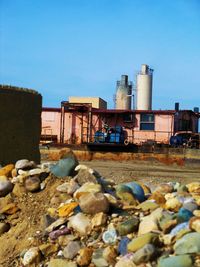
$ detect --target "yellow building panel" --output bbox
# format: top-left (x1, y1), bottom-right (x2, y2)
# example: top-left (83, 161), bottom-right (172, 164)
top-left (69, 97), bottom-right (107, 109)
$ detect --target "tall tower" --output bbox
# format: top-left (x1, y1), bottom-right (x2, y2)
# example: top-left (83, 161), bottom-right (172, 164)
top-left (115, 75), bottom-right (132, 110)
top-left (136, 64), bottom-right (153, 110)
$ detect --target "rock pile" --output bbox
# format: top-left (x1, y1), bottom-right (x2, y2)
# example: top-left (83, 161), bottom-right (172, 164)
top-left (1, 150), bottom-right (200, 266)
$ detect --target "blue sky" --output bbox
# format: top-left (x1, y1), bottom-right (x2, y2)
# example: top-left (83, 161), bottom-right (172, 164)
top-left (1, 0), bottom-right (200, 109)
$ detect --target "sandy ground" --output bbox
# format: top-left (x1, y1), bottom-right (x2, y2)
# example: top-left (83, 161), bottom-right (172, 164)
top-left (81, 159), bottom-right (200, 188)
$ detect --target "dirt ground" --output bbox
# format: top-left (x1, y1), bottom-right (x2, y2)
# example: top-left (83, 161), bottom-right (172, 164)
top-left (81, 159), bottom-right (200, 188)
top-left (0, 159), bottom-right (199, 266)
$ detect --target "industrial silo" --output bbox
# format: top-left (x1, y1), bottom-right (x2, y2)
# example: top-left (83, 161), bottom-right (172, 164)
top-left (136, 64), bottom-right (153, 110)
top-left (115, 75), bottom-right (132, 110)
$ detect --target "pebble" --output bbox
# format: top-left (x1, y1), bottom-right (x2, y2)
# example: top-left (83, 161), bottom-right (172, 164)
top-left (74, 182), bottom-right (102, 199)
top-left (25, 175), bottom-right (41, 192)
top-left (0, 177), bottom-right (14, 197)
top-left (0, 222), bottom-right (10, 236)
top-left (117, 217), bottom-right (139, 236)
top-left (50, 157), bottom-right (78, 177)
top-left (68, 213), bottom-right (92, 235)
top-left (79, 192), bottom-right (109, 214)
top-left (0, 164), bottom-right (14, 177)
top-left (15, 159), bottom-right (35, 171)
top-left (189, 216), bottom-right (200, 232)
top-left (21, 247), bottom-right (41, 266)
top-left (63, 241), bottom-right (81, 259)
top-left (138, 216), bottom-right (158, 235)
top-left (77, 247), bottom-right (93, 266)
top-left (92, 212), bottom-right (107, 228)
top-left (127, 232), bottom-right (159, 252)
top-left (102, 228), bottom-right (117, 244)
top-left (157, 255), bottom-right (194, 267)
top-left (118, 237), bottom-right (130, 255)
top-left (132, 244), bottom-right (156, 264)
top-left (174, 232), bottom-right (200, 254)
top-left (92, 249), bottom-right (109, 267)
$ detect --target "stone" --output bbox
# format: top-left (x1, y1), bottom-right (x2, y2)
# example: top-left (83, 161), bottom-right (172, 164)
top-left (177, 207), bottom-right (193, 223)
top-left (127, 232), bottom-right (159, 252)
top-left (0, 164), bottom-right (14, 177)
top-left (0, 222), bottom-right (10, 236)
top-left (11, 168), bottom-right (17, 178)
top-left (137, 182), bottom-right (151, 195)
top-left (158, 211), bottom-right (177, 232)
top-left (0, 177), bottom-right (14, 197)
top-left (132, 244), bottom-right (156, 264)
top-left (74, 182), bottom-right (102, 199)
top-left (115, 258), bottom-right (136, 267)
top-left (45, 218), bottom-right (67, 233)
top-left (157, 255), bottom-right (194, 267)
top-left (50, 155), bottom-right (78, 178)
top-left (48, 259), bottom-right (77, 267)
top-left (104, 193), bottom-right (118, 206)
top-left (58, 202), bottom-right (78, 217)
top-left (174, 232), bottom-right (200, 254)
top-left (183, 202), bottom-right (198, 212)
top-left (137, 200), bottom-right (159, 211)
top-left (102, 229), bottom-right (117, 244)
top-left (170, 222), bottom-right (189, 236)
top-left (186, 182), bottom-right (200, 193)
top-left (49, 227), bottom-right (71, 240)
top-left (154, 183), bottom-right (174, 194)
top-left (15, 159), bottom-right (35, 171)
top-left (117, 217), bottom-right (139, 236)
top-left (77, 247), bottom-right (93, 266)
top-left (68, 213), bottom-right (92, 235)
top-left (92, 212), bottom-right (107, 228)
top-left (138, 216), bottom-right (159, 235)
top-left (0, 203), bottom-right (19, 214)
top-left (118, 237), bottom-right (130, 255)
top-left (103, 246), bottom-right (117, 266)
top-left (125, 182), bottom-right (146, 202)
top-left (58, 234), bottom-right (76, 246)
top-left (189, 217), bottom-right (200, 233)
top-left (28, 168), bottom-right (42, 176)
top-left (57, 180), bottom-right (80, 195)
top-left (92, 249), bottom-right (109, 267)
top-left (25, 176), bottom-right (41, 192)
top-left (165, 197), bottom-right (182, 212)
top-left (79, 192), bottom-right (109, 214)
top-left (21, 247), bottom-right (41, 266)
top-left (74, 167), bottom-right (98, 185)
top-left (63, 241), bottom-right (81, 259)
top-left (193, 210), bottom-right (200, 217)
top-left (39, 243), bottom-right (58, 256)
top-left (116, 184), bottom-right (139, 205)
top-left (148, 191), bottom-right (166, 206)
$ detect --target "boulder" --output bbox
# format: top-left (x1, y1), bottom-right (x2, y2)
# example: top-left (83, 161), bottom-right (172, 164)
top-left (79, 192), bottom-right (109, 214)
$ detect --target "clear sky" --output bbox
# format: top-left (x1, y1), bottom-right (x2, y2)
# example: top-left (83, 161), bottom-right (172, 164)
top-left (1, 0), bottom-right (200, 109)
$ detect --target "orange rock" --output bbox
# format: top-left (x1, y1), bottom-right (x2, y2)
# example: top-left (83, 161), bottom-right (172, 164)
top-left (0, 164), bottom-right (14, 177)
top-left (58, 202), bottom-right (78, 217)
top-left (0, 203), bottom-right (20, 214)
top-left (149, 191), bottom-right (166, 207)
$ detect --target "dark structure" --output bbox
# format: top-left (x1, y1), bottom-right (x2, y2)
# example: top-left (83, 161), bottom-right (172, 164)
top-left (0, 85), bottom-right (42, 165)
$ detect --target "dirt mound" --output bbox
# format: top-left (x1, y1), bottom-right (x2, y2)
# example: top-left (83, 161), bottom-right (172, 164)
top-left (0, 176), bottom-right (64, 266)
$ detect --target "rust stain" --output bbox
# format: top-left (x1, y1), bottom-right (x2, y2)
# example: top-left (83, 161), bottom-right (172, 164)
top-left (41, 148), bottom-right (186, 166)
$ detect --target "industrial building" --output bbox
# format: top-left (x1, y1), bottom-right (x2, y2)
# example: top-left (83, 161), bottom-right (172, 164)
top-left (41, 64), bottom-right (199, 147)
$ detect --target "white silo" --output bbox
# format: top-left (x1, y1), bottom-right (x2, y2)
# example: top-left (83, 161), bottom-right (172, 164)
top-left (136, 64), bottom-right (153, 110)
top-left (115, 75), bottom-right (132, 110)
